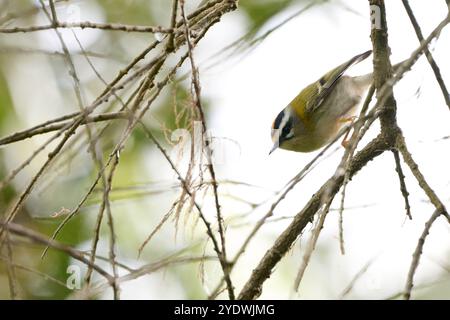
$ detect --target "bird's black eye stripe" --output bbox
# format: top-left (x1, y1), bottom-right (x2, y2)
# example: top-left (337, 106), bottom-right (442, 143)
top-left (273, 110), bottom-right (284, 129)
top-left (281, 118), bottom-right (293, 141)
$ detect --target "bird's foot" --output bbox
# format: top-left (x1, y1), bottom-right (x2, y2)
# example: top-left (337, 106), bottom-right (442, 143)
top-left (339, 116), bottom-right (358, 148)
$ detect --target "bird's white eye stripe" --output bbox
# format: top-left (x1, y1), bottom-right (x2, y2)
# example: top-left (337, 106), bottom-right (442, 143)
top-left (271, 107), bottom-right (293, 144)
top-left (278, 110), bottom-right (291, 131)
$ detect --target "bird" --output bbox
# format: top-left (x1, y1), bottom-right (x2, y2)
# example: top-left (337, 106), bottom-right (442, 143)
top-left (270, 50), bottom-right (373, 154)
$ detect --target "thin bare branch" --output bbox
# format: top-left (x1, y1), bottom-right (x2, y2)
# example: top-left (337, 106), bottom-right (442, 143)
top-left (339, 258), bottom-right (377, 299)
top-left (404, 209), bottom-right (443, 299)
top-left (392, 149), bottom-right (412, 219)
top-left (402, 0), bottom-right (450, 110)
top-left (293, 201), bottom-right (333, 293)
top-left (1, 222), bottom-right (113, 283)
top-left (396, 135), bottom-right (447, 216)
top-left (0, 22), bottom-right (175, 34)
top-left (180, 0), bottom-right (234, 300)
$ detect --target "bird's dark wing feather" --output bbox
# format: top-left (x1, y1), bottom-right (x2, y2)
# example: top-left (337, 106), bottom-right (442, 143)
top-left (306, 50), bottom-right (372, 115)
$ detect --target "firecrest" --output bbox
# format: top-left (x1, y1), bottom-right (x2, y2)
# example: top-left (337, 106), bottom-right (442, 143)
top-left (270, 50), bottom-right (373, 153)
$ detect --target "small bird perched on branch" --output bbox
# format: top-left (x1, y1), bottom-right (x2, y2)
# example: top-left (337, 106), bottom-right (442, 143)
top-left (270, 50), bottom-right (373, 154)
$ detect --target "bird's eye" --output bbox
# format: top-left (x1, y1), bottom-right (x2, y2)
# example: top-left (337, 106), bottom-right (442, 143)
top-left (281, 118), bottom-right (293, 141)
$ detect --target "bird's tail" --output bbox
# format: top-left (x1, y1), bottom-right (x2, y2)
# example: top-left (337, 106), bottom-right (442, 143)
top-left (355, 57), bottom-right (411, 88)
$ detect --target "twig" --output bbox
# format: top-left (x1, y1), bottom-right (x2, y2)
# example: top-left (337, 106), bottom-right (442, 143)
top-left (338, 85), bottom-right (376, 255)
top-left (0, 112), bottom-right (129, 146)
top-left (103, 155), bottom-right (121, 300)
top-left (75, 255), bottom-right (216, 299)
top-left (48, 0), bottom-right (58, 25)
top-left (338, 191), bottom-right (346, 255)
top-left (392, 149), bottom-right (412, 219)
top-left (396, 134), bottom-right (447, 216)
top-left (402, 0), bottom-right (450, 110)
top-left (1, 222), bottom-right (113, 283)
top-left (167, 0), bottom-right (179, 51)
top-left (83, 150), bottom-right (121, 297)
top-left (0, 22), bottom-right (175, 34)
top-left (404, 209), bottom-right (442, 299)
top-left (293, 201), bottom-right (333, 292)
top-left (386, 276), bottom-right (450, 300)
top-left (0, 116), bottom-right (85, 244)
top-left (0, 255), bottom-right (68, 288)
top-left (0, 46), bottom-right (129, 64)
top-left (339, 258), bottom-right (376, 299)
top-left (180, 0), bottom-right (234, 300)
top-left (5, 231), bottom-right (19, 299)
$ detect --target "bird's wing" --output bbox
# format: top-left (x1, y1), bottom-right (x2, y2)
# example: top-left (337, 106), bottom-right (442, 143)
top-left (305, 50), bottom-right (372, 115)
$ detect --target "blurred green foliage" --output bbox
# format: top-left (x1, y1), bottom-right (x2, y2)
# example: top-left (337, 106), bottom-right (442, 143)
top-left (0, 71), bottom-right (16, 206)
top-left (240, 0), bottom-right (296, 30)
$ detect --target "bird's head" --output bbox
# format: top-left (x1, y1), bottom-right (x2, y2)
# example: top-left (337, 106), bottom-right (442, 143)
top-left (270, 106), bottom-right (295, 154)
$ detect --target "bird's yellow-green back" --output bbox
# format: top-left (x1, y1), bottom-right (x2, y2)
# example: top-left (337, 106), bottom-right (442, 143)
top-left (289, 50), bottom-right (372, 125)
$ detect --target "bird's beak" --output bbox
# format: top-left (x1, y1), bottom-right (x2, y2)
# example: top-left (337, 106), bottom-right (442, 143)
top-left (269, 143), bottom-right (278, 155)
